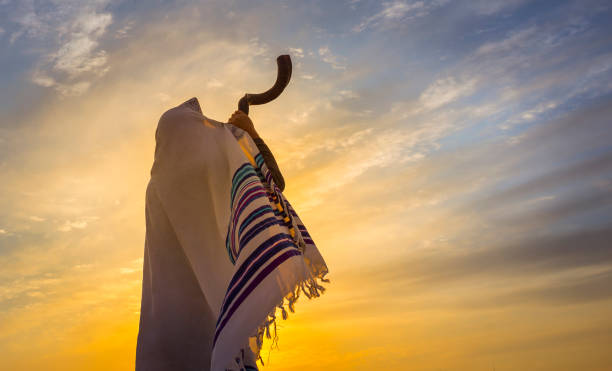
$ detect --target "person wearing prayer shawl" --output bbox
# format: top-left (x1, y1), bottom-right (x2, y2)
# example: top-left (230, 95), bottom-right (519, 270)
top-left (135, 97), bottom-right (329, 371)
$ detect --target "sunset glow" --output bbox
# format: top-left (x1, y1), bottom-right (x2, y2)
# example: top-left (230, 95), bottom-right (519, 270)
top-left (1, 1), bottom-right (612, 370)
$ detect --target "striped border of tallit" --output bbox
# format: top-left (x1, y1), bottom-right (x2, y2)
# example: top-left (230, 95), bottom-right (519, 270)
top-left (224, 153), bottom-right (295, 264)
top-left (215, 152), bottom-right (303, 346)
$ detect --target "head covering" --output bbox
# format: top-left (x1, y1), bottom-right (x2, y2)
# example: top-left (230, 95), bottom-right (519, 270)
top-left (136, 97), bottom-right (329, 370)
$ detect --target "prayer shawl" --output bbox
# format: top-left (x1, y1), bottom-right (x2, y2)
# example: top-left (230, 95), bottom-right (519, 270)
top-left (136, 98), bottom-right (329, 371)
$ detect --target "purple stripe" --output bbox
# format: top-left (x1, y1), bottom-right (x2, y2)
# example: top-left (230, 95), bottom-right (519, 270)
top-left (239, 217), bottom-right (281, 248)
top-left (213, 249), bottom-right (302, 345)
top-left (234, 189), bottom-right (266, 223)
top-left (238, 205), bottom-right (274, 235)
top-left (222, 238), bottom-right (293, 309)
top-left (230, 187), bottom-right (257, 256)
top-left (230, 166), bottom-right (257, 206)
top-left (232, 204), bottom-right (273, 256)
top-left (232, 178), bottom-right (259, 207)
top-left (235, 185), bottom-right (265, 216)
top-left (231, 189), bottom-right (267, 253)
top-left (219, 240), bottom-right (296, 316)
top-left (226, 233), bottom-right (293, 292)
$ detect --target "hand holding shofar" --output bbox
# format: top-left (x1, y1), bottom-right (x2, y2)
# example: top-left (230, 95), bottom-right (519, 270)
top-left (227, 54), bottom-right (292, 191)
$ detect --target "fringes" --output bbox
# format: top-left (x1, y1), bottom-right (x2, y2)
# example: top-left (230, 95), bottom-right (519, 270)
top-left (313, 278), bottom-right (326, 294)
top-left (297, 281), bottom-right (309, 299)
top-left (272, 320), bottom-right (278, 347)
top-left (286, 284), bottom-right (300, 313)
top-left (256, 326), bottom-right (264, 349)
top-left (277, 299), bottom-right (289, 320)
top-left (265, 320), bottom-right (271, 339)
top-left (252, 273), bottom-right (331, 367)
top-left (267, 317), bottom-right (280, 365)
top-left (297, 276), bottom-right (328, 300)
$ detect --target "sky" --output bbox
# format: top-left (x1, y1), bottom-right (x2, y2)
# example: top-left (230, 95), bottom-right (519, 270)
top-left (1, 0), bottom-right (612, 370)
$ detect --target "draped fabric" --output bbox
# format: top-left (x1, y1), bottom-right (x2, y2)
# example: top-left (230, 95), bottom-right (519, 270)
top-left (136, 98), bottom-right (329, 371)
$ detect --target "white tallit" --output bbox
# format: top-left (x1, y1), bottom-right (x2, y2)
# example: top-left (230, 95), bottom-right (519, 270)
top-left (136, 97), bottom-right (329, 371)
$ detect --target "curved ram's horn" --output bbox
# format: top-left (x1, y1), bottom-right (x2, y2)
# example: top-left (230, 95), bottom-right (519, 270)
top-left (238, 54), bottom-right (292, 115)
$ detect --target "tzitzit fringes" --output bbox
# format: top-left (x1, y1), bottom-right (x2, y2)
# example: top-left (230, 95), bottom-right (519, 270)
top-left (250, 270), bottom-right (330, 367)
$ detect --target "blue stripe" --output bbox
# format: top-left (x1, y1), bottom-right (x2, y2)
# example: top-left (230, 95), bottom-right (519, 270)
top-left (225, 239), bottom-right (235, 264)
top-left (232, 178), bottom-right (259, 206)
top-left (239, 205), bottom-right (275, 235)
top-left (255, 153), bottom-right (264, 167)
top-left (227, 189), bottom-right (269, 264)
top-left (235, 190), bottom-right (268, 220)
top-left (231, 165), bottom-right (258, 204)
top-left (228, 190), bottom-right (269, 260)
top-left (226, 194), bottom-right (265, 259)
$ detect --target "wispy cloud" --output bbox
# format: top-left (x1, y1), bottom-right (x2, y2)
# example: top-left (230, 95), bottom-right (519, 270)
top-left (8, 1), bottom-right (113, 96)
top-left (318, 46), bottom-right (347, 70)
top-left (417, 76), bottom-right (477, 111)
top-left (288, 47), bottom-right (304, 58)
top-left (352, 0), bottom-right (447, 32)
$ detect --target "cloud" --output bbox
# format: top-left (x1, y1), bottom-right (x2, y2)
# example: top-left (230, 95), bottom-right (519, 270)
top-left (119, 258), bottom-right (143, 275)
top-left (248, 37), bottom-right (268, 57)
top-left (474, 26), bottom-right (537, 56)
top-left (8, 1), bottom-right (113, 96)
top-left (480, 151), bottom-right (612, 208)
top-left (114, 20), bottom-right (134, 39)
top-left (0, 273), bottom-right (62, 302)
top-left (333, 89), bottom-right (359, 101)
top-left (505, 269), bottom-right (612, 305)
top-left (288, 47), bottom-right (304, 58)
top-left (468, 0), bottom-right (529, 15)
top-left (499, 100), bottom-right (558, 129)
top-left (352, 0), bottom-right (448, 32)
top-left (206, 78), bottom-right (224, 88)
top-left (417, 76), bottom-right (477, 111)
top-left (492, 190), bottom-right (612, 231)
top-left (57, 220), bottom-right (88, 232)
top-left (57, 216), bottom-right (99, 232)
top-left (280, 115), bottom-right (456, 211)
top-left (361, 224), bottom-right (612, 291)
top-left (318, 46), bottom-right (347, 70)
top-left (1, 1), bottom-right (612, 369)
top-left (74, 264), bottom-right (93, 270)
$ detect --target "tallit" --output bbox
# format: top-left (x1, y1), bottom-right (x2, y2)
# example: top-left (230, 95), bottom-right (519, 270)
top-left (136, 97), bottom-right (329, 370)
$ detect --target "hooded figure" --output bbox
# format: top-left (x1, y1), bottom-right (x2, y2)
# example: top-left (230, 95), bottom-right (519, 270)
top-left (136, 97), bottom-right (329, 371)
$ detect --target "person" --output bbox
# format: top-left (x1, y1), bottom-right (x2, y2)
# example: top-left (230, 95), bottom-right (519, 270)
top-left (136, 99), bottom-right (290, 370)
top-left (227, 110), bottom-right (285, 192)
